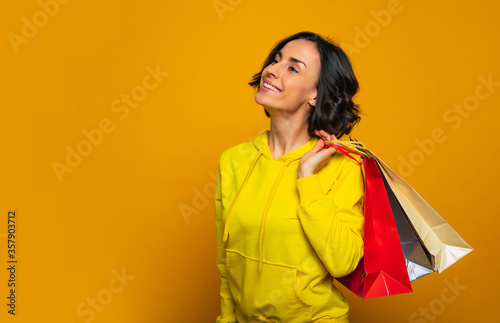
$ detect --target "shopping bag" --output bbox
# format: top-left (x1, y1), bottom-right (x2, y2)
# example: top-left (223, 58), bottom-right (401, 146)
top-left (376, 158), bottom-right (473, 273)
top-left (325, 139), bottom-right (473, 274)
top-left (377, 162), bottom-right (434, 281)
top-left (332, 143), bottom-right (432, 283)
top-left (336, 157), bottom-right (413, 299)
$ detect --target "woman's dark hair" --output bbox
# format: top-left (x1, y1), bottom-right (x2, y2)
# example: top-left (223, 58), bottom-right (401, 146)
top-left (249, 31), bottom-right (361, 139)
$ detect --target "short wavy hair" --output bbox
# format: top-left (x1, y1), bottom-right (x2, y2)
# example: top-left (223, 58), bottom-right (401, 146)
top-left (249, 31), bottom-right (361, 139)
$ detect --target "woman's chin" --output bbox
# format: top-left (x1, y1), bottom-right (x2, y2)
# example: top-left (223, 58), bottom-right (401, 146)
top-left (254, 92), bottom-right (275, 107)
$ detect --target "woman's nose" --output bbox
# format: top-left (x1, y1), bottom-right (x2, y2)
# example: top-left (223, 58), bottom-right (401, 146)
top-left (266, 62), bottom-right (280, 78)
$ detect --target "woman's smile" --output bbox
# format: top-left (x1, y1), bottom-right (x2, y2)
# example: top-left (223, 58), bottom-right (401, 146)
top-left (261, 81), bottom-right (282, 93)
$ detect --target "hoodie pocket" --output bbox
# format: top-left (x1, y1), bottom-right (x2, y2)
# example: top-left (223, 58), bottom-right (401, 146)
top-left (225, 249), bottom-right (313, 322)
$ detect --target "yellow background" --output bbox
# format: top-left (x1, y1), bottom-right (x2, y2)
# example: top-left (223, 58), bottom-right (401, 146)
top-left (1, 0), bottom-right (499, 322)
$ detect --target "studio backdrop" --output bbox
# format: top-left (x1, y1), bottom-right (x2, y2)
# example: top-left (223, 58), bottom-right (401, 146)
top-left (1, 0), bottom-right (499, 322)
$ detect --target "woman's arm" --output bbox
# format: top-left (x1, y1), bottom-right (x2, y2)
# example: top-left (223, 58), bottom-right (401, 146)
top-left (296, 157), bottom-right (364, 278)
top-left (214, 160), bottom-right (237, 323)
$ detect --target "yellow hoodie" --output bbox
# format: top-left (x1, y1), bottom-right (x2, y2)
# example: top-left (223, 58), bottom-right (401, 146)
top-left (215, 130), bottom-right (364, 323)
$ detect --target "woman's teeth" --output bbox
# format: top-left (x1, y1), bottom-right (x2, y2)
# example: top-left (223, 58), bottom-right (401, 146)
top-left (263, 82), bottom-right (280, 92)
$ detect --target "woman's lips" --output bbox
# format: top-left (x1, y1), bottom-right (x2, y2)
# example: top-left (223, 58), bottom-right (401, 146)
top-left (261, 81), bottom-right (282, 93)
top-left (261, 86), bottom-right (278, 93)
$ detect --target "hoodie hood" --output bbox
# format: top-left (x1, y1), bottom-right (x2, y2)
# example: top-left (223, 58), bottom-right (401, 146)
top-left (254, 129), bottom-right (320, 163)
top-left (222, 130), bottom-right (320, 273)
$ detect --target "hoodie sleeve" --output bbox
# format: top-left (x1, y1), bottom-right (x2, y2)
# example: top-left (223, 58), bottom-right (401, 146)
top-left (214, 159), bottom-right (237, 323)
top-left (296, 157), bottom-right (364, 278)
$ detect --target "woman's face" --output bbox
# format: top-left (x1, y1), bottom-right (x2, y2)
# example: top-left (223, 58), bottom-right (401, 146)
top-left (254, 39), bottom-right (321, 115)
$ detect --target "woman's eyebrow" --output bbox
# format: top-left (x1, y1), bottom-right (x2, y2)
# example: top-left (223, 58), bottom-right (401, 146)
top-left (277, 50), bottom-right (308, 69)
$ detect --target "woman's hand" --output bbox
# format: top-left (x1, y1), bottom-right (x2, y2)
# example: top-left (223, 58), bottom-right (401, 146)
top-left (297, 130), bottom-right (337, 179)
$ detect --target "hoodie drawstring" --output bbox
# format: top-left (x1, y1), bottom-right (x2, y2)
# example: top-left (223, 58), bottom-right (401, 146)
top-left (222, 148), bottom-right (264, 244)
top-left (258, 158), bottom-right (291, 274)
top-left (222, 147), bottom-right (293, 274)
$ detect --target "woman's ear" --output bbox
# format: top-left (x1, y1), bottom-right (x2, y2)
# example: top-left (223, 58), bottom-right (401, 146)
top-left (309, 89), bottom-right (317, 107)
top-left (309, 96), bottom-right (316, 107)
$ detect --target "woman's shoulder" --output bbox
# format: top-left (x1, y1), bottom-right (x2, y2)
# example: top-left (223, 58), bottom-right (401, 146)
top-left (316, 151), bottom-right (364, 192)
top-left (322, 151), bottom-right (362, 174)
top-left (218, 141), bottom-right (255, 165)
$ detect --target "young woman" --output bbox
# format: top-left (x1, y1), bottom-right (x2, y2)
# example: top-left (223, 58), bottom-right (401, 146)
top-left (215, 31), bottom-right (364, 323)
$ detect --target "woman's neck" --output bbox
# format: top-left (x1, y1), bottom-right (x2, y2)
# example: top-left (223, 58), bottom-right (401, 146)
top-left (267, 118), bottom-right (312, 159)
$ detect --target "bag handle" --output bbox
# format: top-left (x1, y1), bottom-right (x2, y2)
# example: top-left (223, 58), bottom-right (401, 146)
top-left (323, 139), bottom-right (374, 165)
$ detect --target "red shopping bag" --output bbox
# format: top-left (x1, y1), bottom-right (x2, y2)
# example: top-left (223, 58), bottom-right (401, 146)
top-left (336, 157), bottom-right (412, 299)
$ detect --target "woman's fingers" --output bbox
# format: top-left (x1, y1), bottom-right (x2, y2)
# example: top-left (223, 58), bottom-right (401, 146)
top-left (315, 129), bottom-right (337, 145)
top-left (315, 129), bottom-right (326, 141)
top-left (313, 137), bottom-right (326, 151)
top-left (320, 129), bottom-right (331, 141)
top-left (305, 137), bottom-right (325, 157)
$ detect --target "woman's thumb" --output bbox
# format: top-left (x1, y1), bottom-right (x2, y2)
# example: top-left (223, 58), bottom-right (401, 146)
top-left (310, 138), bottom-right (325, 153)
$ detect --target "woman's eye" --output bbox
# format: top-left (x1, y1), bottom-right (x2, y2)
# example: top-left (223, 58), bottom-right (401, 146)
top-left (268, 59), bottom-right (297, 73)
